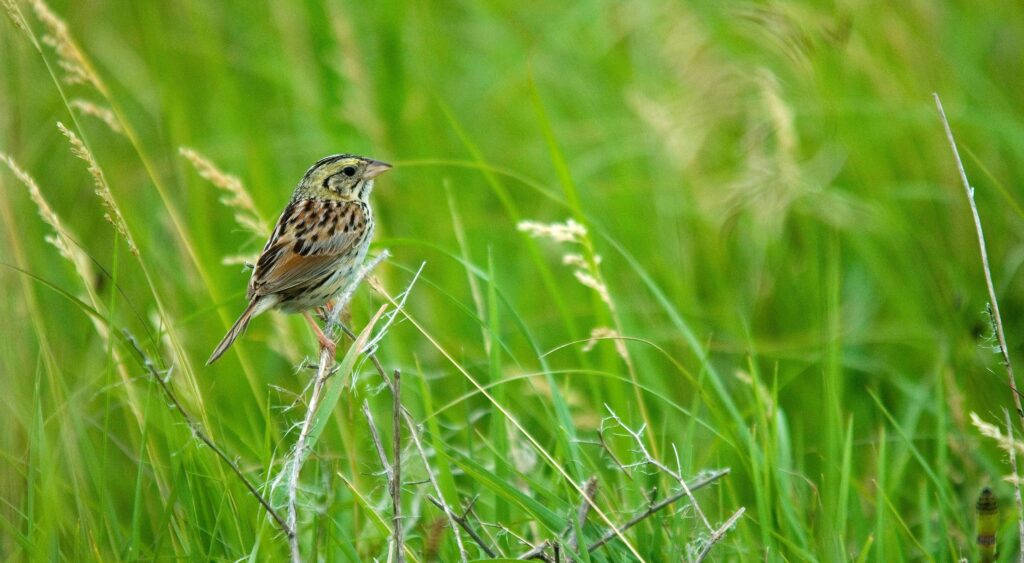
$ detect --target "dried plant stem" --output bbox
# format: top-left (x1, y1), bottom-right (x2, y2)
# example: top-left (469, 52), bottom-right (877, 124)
top-left (567, 476), bottom-right (598, 552)
top-left (360, 292), bottom-right (645, 560)
top-left (933, 94), bottom-right (1024, 425)
top-left (517, 540), bottom-right (553, 561)
top-left (362, 400), bottom-right (391, 478)
top-left (427, 496), bottom-right (497, 558)
top-left (1006, 408), bottom-right (1024, 563)
top-left (936, 93), bottom-right (1024, 562)
top-left (121, 331), bottom-right (292, 538)
top-left (604, 408), bottom-right (713, 532)
top-left (405, 415), bottom-right (469, 562)
top-left (694, 507), bottom-right (746, 563)
top-left (586, 468), bottom-right (729, 553)
top-left (288, 347), bottom-right (332, 563)
top-left (334, 324), bottom-right (468, 562)
top-left (283, 252), bottom-right (388, 563)
top-left (391, 369), bottom-right (404, 562)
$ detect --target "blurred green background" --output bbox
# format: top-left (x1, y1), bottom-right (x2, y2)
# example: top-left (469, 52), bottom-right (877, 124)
top-left (2, 0), bottom-right (1023, 560)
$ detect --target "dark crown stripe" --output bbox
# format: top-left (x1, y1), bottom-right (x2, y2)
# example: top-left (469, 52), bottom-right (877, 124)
top-left (301, 154), bottom-right (358, 181)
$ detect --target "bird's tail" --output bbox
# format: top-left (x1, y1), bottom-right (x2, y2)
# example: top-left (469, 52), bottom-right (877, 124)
top-left (207, 300), bottom-right (260, 365)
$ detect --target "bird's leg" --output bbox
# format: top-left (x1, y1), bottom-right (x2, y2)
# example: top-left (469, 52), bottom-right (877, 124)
top-left (318, 299), bottom-right (353, 335)
top-left (317, 299), bottom-right (336, 322)
top-left (303, 311), bottom-right (336, 357)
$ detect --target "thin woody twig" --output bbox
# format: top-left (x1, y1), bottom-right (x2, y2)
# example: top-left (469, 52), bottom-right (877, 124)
top-left (288, 347), bottom-right (333, 563)
top-left (934, 94), bottom-right (1024, 423)
top-left (362, 400), bottom-right (391, 477)
top-left (603, 407), bottom-right (713, 532)
top-left (338, 323), bottom-right (469, 562)
top-left (517, 539), bottom-right (553, 561)
top-left (427, 495), bottom-right (497, 558)
top-left (567, 476), bottom-right (598, 552)
top-left (283, 251), bottom-right (389, 563)
top-left (406, 416), bottom-right (469, 562)
top-left (361, 396), bottom-right (404, 562)
top-left (586, 469), bottom-right (730, 553)
top-left (935, 94), bottom-right (1024, 562)
top-left (392, 369), bottom-right (404, 562)
top-left (1006, 408), bottom-right (1024, 562)
top-left (694, 507), bottom-right (745, 563)
top-left (122, 331), bottom-right (292, 538)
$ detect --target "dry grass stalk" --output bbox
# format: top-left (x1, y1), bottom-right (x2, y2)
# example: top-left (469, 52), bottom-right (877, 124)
top-left (1, 0), bottom-right (31, 38)
top-left (602, 407), bottom-right (713, 532)
top-left (57, 121), bottom-right (138, 256)
top-left (1006, 408), bottom-right (1024, 562)
top-left (391, 369), bottom-right (404, 562)
top-left (70, 99), bottom-right (123, 134)
top-left (586, 468), bottom-right (730, 553)
top-left (934, 95), bottom-right (1023, 425)
top-left (694, 507), bottom-right (746, 562)
top-left (277, 251), bottom-right (389, 563)
top-left (121, 331), bottom-right (292, 538)
top-left (936, 93), bottom-right (1024, 560)
top-left (179, 147), bottom-right (267, 236)
top-left (426, 496), bottom-right (494, 559)
top-left (0, 152), bottom-right (92, 277)
top-left (369, 285), bottom-right (647, 560)
top-left (29, 0), bottom-right (106, 93)
top-left (518, 217), bottom-right (658, 458)
top-left (567, 476), bottom-right (599, 552)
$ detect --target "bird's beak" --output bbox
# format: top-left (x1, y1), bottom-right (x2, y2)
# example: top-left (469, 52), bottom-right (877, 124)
top-left (364, 160), bottom-right (393, 179)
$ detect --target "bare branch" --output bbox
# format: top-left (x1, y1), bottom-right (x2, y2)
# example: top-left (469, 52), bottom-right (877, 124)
top-left (1006, 408), bottom-right (1024, 563)
top-left (567, 476), bottom-right (598, 552)
top-left (694, 507), bottom-right (745, 562)
top-left (392, 369), bottom-right (404, 562)
top-left (934, 94), bottom-right (1024, 426)
top-left (121, 331), bottom-right (292, 538)
top-left (587, 469), bottom-right (730, 553)
top-left (282, 251), bottom-right (389, 563)
top-left (427, 496), bottom-right (497, 558)
top-left (362, 400), bottom-right (392, 478)
top-left (517, 539), bottom-right (553, 561)
top-left (603, 407), bottom-right (713, 531)
top-left (406, 417), bottom-right (468, 562)
top-left (287, 346), bottom-right (333, 563)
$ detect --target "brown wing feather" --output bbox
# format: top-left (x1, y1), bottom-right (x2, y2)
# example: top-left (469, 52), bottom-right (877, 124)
top-left (248, 199), bottom-right (365, 298)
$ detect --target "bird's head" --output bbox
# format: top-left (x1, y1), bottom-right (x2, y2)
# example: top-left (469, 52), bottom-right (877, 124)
top-left (295, 154), bottom-right (391, 202)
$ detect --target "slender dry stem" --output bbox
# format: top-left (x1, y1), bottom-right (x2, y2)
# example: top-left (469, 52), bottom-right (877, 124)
top-left (391, 369), bottom-right (404, 562)
top-left (936, 93), bottom-right (1024, 562)
top-left (933, 94), bottom-right (1024, 424)
top-left (517, 540), bottom-right (553, 561)
top-left (586, 468), bottom-right (729, 553)
top-left (287, 347), bottom-right (332, 563)
top-left (603, 407), bottom-right (713, 532)
top-left (363, 400), bottom-right (391, 478)
top-left (281, 251), bottom-right (389, 563)
top-left (567, 476), bottom-right (598, 552)
top-left (121, 331), bottom-right (292, 538)
top-left (427, 496), bottom-right (497, 558)
top-left (694, 507), bottom-right (745, 563)
top-left (1006, 408), bottom-right (1024, 563)
top-left (406, 417), bottom-right (469, 561)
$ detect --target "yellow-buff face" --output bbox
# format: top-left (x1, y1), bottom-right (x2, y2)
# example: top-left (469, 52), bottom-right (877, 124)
top-left (294, 155), bottom-right (391, 202)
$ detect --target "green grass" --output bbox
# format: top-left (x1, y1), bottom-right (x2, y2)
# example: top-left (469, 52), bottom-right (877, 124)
top-left (2, 0), bottom-right (1024, 560)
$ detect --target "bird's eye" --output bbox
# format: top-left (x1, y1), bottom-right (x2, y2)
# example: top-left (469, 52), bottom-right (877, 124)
top-left (342, 166), bottom-right (357, 177)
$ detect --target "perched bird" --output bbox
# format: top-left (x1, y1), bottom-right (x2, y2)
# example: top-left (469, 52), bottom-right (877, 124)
top-left (207, 154), bottom-right (391, 365)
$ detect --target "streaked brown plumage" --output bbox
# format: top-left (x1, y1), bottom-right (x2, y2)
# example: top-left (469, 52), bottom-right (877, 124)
top-left (207, 154), bottom-right (390, 365)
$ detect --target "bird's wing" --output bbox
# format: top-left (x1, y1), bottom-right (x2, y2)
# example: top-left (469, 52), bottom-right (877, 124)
top-left (248, 199), bottom-right (368, 297)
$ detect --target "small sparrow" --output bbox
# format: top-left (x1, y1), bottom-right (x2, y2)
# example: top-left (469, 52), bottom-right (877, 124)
top-left (207, 154), bottom-right (391, 365)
